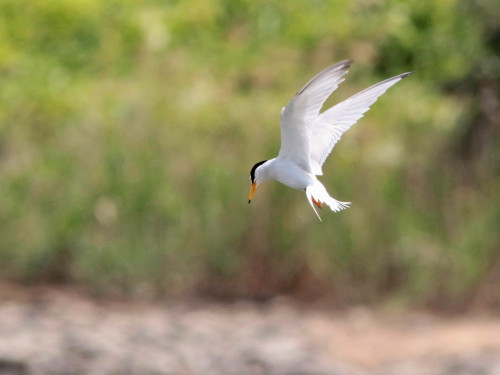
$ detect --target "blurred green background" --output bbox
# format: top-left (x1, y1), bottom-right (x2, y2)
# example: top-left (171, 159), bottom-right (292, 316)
top-left (0, 0), bottom-right (498, 308)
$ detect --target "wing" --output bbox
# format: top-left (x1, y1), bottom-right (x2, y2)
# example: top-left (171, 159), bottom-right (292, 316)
top-left (278, 60), bottom-right (352, 172)
top-left (309, 72), bottom-right (412, 175)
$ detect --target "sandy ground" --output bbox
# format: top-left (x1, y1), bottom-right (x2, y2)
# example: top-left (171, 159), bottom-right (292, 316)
top-left (0, 285), bottom-right (499, 375)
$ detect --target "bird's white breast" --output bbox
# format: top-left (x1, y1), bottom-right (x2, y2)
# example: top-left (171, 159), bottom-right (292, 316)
top-left (269, 158), bottom-right (316, 191)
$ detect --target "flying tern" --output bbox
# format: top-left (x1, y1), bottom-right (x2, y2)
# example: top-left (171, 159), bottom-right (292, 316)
top-left (248, 60), bottom-right (411, 220)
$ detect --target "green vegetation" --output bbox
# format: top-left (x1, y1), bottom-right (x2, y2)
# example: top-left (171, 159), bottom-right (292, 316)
top-left (0, 0), bottom-right (498, 307)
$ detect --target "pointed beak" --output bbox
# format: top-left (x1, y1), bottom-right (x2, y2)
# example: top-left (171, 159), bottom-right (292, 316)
top-left (248, 182), bottom-right (256, 204)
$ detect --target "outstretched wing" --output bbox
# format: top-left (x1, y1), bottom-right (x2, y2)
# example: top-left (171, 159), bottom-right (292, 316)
top-left (278, 60), bottom-right (352, 172)
top-left (309, 72), bottom-right (412, 175)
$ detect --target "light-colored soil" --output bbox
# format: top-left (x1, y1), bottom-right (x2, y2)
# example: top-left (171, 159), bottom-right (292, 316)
top-left (0, 285), bottom-right (499, 375)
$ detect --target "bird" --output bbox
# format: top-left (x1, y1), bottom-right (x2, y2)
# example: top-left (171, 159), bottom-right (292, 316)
top-left (248, 60), bottom-right (411, 220)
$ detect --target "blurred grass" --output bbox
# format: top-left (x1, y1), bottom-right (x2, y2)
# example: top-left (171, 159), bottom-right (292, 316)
top-left (0, 0), bottom-right (498, 307)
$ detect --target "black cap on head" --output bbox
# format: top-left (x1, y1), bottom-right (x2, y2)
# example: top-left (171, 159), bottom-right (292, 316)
top-left (250, 160), bottom-right (267, 184)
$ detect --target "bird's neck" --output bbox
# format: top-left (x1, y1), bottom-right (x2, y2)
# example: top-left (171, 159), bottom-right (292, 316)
top-left (257, 158), bottom-right (276, 183)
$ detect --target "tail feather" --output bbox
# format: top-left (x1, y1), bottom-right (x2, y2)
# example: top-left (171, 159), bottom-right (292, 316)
top-left (306, 183), bottom-right (350, 221)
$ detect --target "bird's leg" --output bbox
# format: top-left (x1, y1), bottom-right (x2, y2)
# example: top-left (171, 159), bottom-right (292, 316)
top-left (312, 197), bottom-right (323, 209)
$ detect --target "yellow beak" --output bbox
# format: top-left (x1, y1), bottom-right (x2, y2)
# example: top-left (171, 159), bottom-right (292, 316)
top-left (248, 182), bottom-right (256, 203)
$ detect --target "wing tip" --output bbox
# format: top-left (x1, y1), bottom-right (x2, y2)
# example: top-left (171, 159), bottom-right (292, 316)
top-left (385, 71), bottom-right (413, 84)
top-left (337, 59), bottom-right (354, 68)
top-left (295, 59), bottom-right (353, 97)
top-left (345, 71), bottom-right (412, 98)
top-left (332, 59), bottom-right (353, 73)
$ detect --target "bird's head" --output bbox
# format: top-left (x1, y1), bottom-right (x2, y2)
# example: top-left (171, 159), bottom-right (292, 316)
top-left (248, 160), bottom-right (268, 203)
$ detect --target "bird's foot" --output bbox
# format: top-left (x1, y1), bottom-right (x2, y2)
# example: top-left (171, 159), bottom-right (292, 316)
top-left (312, 197), bottom-right (323, 209)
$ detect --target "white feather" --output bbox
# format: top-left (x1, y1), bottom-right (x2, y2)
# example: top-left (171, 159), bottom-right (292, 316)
top-left (278, 60), bottom-right (352, 172)
top-left (249, 61), bottom-right (411, 220)
top-left (310, 72), bottom-right (412, 175)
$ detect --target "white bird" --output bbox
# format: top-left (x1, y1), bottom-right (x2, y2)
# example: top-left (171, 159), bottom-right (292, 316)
top-left (248, 60), bottom-right (411, 220)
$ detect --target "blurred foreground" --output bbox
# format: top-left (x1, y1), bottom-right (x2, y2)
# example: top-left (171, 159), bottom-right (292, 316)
top-left (0, 285), bottom-right (499, 375)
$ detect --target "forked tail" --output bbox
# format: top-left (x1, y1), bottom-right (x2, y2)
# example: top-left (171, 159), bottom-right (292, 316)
top-left (305, 183), bottom-right (350, 221)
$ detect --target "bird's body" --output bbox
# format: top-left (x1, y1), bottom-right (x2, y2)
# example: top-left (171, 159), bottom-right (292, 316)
top-left (255, 158), bottom-right (313, 190)
top-left (248, 60), bottom-right (411, 220)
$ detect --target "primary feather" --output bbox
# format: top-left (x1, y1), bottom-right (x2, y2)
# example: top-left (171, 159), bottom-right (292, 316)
top-left (309, 72), bottom-right (412, 175)
top-left (278, 60), bottom-right (352, 173)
